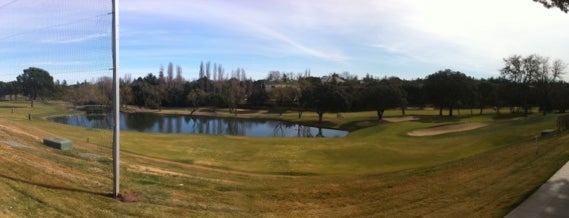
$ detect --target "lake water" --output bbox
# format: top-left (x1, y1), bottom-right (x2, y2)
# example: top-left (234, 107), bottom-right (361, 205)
top-left (48, 113), bottom-right (348, 138)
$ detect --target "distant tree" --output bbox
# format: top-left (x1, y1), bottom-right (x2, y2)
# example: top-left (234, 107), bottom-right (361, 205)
top-left (17, 67), bottom-right (54, 104)
top-left (51, 79), bottom-right (68, 100)
top-left (157, 67), bottom-right (167, 110)
top-left (199, 61), bottom-right (205, 79)
top-left (131, 74), bottom-right (161, 109)
top-left (159, 63), bottom-right (186, 107)
top-left (167, 62), bottom-right (174, 85)
top-left (533, 0), bottom-right (569, 12)
top-left (363, 83), bottom-right (402, 121)
top-left (383, 77), bottom-right (408, 116)
top-left (120, 74), bottom-right (133, 108)
top-left (96, 77), bottom-right (113, 106)
top-left (302, 83), bottom-right (350, 122)
top-left (0, 82), bottom-right (9, 100)
top-left (269, 86), bottom-right (300, 115)
top-left (476, 80), bottom-right (498, 115)
top-left (224, 78), bottom-right (245, 114)
top-left (424, 69), bottom-right (474, 116)
top-left (267, 71), bottom-right (282, 82)
top-left (296, 76), bottom-right (320, 119)
top-left (206, 61), bottom-right (211, 80)
top-left (247, 80), bottom-right (269, 107)
top-left (64, 80), bottom-right (110, 106)
top-left (187, 88), bottom-right (206, 115)
top-left (401, 79), bottom-right (425, 108)
top-left (501, 54), bottom-right (565, 114)
top-left (5, 81), bottom-right (21, 101)
top-left (550, 82), bottom-right (569, 113)
top-left (534, 58), bottom-right (566, 114)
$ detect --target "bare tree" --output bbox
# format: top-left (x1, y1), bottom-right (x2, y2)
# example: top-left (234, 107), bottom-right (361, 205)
top-left (533, 0), bottom-right (569, 13)
top-left (501, 54), bottom-right (566, 114)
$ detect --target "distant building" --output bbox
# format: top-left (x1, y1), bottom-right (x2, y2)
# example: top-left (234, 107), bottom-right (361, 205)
top-left (321, 75), bottom-right (346, 84)
top-left (264, 83), bottom-right (299, 92)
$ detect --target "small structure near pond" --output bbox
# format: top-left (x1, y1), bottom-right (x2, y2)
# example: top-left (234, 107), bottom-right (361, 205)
top-left (541, 129), bottom-right (556, 137)
top-left (43, 138), bottom-right (72, 150)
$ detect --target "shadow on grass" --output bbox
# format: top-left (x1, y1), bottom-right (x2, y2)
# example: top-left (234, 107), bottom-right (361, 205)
top-left (272, 171), bottom-right (319, 176)
top-left (492, 113), bottom-right (528, 120)
top-left (0, 173), bottom-right (109, 197)
top-left (234, 109), bottom-right (260, 115)
top-left (414, 115), bottom-right (462, 124)
top-left (338, 120), bottom-right (381, 131)
top-left (0, 105), bottom-right (27, 109)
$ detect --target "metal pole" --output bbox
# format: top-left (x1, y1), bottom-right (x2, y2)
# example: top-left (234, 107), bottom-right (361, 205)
top-left (111, 0), bottom-right (120, 198)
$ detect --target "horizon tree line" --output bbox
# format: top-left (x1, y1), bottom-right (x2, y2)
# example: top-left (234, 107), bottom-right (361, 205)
top-left (2, 55), bottom-right (568, 121)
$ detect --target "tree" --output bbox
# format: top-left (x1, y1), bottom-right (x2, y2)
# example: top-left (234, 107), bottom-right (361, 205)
top-left (187, 88), bottom-right (205, 115)
top-left (501, 54), bottom-right (566, 114)
top-left (533, 0), bottom-right (569, 13)
top-left (223, 78), bottom-right (245, 114)
top-left (247, 80), bottom-right (269, 107)
top-left (550, 82), bottom-right (569, 113)
top-left (96, 77), bottom-right (113, 106)
top-left (363, 83), bottom-right (402, 121)
top-left (401, 79), bottom-right (425, 109)
top-left (424, 69), bottom-right (474, 116)
top-left (120, 74), bottom-right (134, 108)
top-left (534, 58), bottom-right (566, 114)
top-left (476, 80), bottom-right (497, 115)
top-left (269, 86), bottom-right (300, 115)
top-left (302, 83), bottom-right (350, 122)
top-left (131, 74), bottom-right (161, 109)
top-left (17, 67), bottom-right (55, 105)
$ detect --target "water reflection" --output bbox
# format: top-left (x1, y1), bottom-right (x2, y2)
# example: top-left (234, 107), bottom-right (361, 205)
top-left (48, 113), bottom-right (348, 138)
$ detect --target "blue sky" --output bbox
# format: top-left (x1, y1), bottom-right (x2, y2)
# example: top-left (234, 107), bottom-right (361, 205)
top-left (1, 0), bottom-right (568, 83)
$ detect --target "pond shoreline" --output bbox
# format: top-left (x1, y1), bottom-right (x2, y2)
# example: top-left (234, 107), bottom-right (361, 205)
top-left (48, 108), bottom-right (349, 138)
top-left (119, 106), bottom-right (356, 132)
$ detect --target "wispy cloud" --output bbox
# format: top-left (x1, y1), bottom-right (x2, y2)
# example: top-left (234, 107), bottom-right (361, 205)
top-left (122, 0), bottom-right (352, 62)
top-left (2, 0), bottom-right (569, 82)
top-left (41, 33), bottom-right (109, 44)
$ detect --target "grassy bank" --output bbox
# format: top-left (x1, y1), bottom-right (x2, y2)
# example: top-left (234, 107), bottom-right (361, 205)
top-left (0, 101), bottom-right (567, 216)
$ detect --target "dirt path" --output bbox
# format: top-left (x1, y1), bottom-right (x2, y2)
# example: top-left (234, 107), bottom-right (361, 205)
top-left (408, 122), bottom-right (489, 136)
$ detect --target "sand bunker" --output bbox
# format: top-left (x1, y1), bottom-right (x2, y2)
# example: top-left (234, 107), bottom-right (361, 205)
top-left (408, 122), bottom-right (489, 136)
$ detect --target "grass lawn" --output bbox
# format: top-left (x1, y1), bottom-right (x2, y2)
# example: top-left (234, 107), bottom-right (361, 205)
top-left (0, 101), bottom-right (567, 217)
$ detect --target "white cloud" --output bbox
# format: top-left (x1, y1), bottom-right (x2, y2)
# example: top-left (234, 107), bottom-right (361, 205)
top-left (382, 0), bottom-right (569, 76)
top-left (2, 0), bottom-right (568, 81)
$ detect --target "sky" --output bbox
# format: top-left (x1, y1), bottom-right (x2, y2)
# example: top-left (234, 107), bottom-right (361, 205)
top-left (1, 0), bottom-right (568, 83)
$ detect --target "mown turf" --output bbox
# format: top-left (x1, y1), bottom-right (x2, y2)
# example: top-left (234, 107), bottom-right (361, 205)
top-left (0, 101), bottom-right (567, 217)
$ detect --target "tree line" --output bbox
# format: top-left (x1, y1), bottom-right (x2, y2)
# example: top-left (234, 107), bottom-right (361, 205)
top-left (2, 55), bottom-right (568, 121)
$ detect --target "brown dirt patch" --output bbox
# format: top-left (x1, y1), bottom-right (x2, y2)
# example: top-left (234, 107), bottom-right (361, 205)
top-left (128, 164), bottom-right (186, 177)
top-left (117, 190), bottom-right (139, 203)
top-left (408, 122), bottom-right (489, 136)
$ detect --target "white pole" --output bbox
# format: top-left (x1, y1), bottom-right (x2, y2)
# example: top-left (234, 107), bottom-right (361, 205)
top-left (111, 0), bottom-right (120, 199)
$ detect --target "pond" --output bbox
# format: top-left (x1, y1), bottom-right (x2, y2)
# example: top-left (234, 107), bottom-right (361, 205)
top-left (48, 113), bottom-right (348, 138)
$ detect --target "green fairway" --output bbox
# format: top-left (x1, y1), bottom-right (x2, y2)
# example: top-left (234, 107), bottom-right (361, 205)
top-left (113, 107), bottom-right (556, 175)
top-left (0, 101), bottom-right (567, 217)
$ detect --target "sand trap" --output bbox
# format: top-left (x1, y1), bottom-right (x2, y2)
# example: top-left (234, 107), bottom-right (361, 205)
top-left (408, 122), bottom-right (489, 136)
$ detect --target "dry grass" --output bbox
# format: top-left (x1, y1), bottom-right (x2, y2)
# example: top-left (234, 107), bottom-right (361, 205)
top-left (0, 101), bottom-right (567, 217)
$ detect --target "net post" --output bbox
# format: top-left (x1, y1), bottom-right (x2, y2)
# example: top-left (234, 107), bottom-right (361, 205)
top-left (111, 0), bottom-right (120, 199)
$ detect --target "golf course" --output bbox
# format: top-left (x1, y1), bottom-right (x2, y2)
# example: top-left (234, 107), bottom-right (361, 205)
top-left (0, 100), bottom-right (567, 217)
